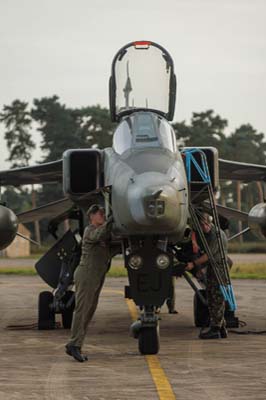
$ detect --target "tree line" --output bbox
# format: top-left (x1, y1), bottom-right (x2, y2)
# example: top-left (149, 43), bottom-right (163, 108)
top-left (0, 97), bottom-right (265, 242)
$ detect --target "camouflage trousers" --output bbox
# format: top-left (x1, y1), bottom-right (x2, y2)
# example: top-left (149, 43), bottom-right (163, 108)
top-left (206, 264), bottom-right (225, 328)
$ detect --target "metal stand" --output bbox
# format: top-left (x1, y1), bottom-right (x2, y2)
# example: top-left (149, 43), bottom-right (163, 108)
top-left (182, 148), bottom-right (237, 311)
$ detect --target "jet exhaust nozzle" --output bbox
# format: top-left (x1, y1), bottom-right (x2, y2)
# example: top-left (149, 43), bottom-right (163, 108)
top-left (0, 205), bottom-right (18, 250)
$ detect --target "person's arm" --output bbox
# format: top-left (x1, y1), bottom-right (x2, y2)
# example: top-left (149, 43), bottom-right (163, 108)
top-left (187, 230), bottom-right (228, 271)
top-left (86, 218), bottom-right (113, 242)
top-left (186, 253), bottom-right (208, 271)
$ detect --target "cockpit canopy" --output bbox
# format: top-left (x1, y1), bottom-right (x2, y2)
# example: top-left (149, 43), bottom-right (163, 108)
top-left (109, 41), bottom-right (176, 122)
top-left (113, 112), bottom-right (177, 155)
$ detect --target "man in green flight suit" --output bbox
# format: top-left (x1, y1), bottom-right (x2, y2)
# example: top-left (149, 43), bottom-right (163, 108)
top-left (66, 204), bottom-right (116, 362)
top-left (186, 213), bottom-right (228, 339)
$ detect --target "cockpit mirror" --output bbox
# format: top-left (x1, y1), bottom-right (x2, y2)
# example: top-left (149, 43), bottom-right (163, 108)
top-left (109, 41), bottom-right (176, 122)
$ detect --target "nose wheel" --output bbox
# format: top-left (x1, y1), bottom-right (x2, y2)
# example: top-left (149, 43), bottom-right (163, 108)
top-left (138, 325), bottom-right (160, 355)
top-left (131, 306), bottom-right (160, 355)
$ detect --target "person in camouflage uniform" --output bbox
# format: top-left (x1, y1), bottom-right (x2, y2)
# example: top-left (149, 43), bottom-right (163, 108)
top-left (66, 204), bottom-right (118, 362)
top-left (186, 213), bottom-right (228, 339)
top-left (166, 278), bottom-right (178, 314)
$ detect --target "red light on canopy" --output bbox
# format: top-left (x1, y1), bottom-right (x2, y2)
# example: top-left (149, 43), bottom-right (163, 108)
top-left (134, 41), bottom-right (151, 49)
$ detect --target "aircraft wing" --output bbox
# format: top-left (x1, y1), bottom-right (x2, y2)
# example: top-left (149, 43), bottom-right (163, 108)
top-left (219, 159), bottom-right (266, 182)
top-left (215, 204), bottom-right (249, 223)
top-left (0, 160), bottom-right (62, 186)
top-left (17, 198), bottom-right (73, 223)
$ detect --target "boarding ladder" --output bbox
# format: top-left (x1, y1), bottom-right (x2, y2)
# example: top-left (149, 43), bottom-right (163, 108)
top-left (181, 148), bottom-right (237, 311)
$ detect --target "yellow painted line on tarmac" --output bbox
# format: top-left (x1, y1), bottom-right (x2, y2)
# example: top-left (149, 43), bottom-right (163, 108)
top-left (125, 298), bottom-right (138, 320)
top-left (145, 355), bottom-right (176, 400)
top-left (125, 297), bottom-right (176, 400)
top-left (104, 290), bottom-right (176, 399)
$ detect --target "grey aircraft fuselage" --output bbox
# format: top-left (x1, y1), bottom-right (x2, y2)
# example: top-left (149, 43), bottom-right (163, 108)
top-left (103, 111), bottom-right (189, 242)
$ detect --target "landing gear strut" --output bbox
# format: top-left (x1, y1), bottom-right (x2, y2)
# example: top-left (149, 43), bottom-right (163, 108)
top-left (36, 230), bottom-right (81, 330)
top-left (131, 306), bottom-right (160, 355)
top-left (61, 290), bottom-right (75, 329)
top-left (124, 238), bottom-right (173, 355)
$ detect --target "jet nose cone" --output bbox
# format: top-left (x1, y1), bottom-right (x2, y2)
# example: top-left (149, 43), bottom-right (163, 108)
top-left (144, 186), bottom-right (173, 219)
top-left (146, 197), bottom-right (165, 217)
top-left (127, 172), bottom-right (186, 232)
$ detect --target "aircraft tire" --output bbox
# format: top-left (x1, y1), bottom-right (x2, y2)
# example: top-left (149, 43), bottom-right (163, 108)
top-left (38, 291), bottom-right (55, 330)
top-left (61, 290), bottom-right (75, 329)
top-left (194, 289), bottom-right (209, 327)
top-left (138, 326), bottom-right (160, 355)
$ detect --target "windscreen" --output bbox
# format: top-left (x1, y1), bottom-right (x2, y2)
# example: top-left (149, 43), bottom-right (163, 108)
top-left (113, 112), bottom-right (177, 155)
top-left (114, 42), bottom-right (172, 116)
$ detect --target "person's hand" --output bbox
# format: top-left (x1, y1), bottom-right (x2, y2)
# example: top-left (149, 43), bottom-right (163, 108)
top-left (196, 269), bottom-right (204, 279)
top-left (196, 266), bottom-right (206, 279)
top-left (107, 215), bottom-right (114, 223)
top-left (185, 262), bottom-right (194, 271)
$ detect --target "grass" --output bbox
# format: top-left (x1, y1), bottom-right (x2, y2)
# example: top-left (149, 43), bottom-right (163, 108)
top-left (107, 266), bottom-right (127, 277)
top-left (1, 262), bottom-right (266, 279)
top-left (0, 268), bottom-right (37, 275)
top-left (230, 263), bottom-right (266, 279)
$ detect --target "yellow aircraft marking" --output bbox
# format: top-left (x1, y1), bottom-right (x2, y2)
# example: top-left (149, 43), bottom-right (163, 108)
top-left (103, 289), bottom-right (176, 400)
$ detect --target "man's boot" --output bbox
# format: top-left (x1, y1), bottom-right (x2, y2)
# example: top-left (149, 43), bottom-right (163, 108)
top-left (65, 344), bottom-right (88, 362)
top-left (199, 326), bottom-right (221, 339)
top-left (168, 308), bottom-right (178, 314)
top-left (220, 324), bottom-right (228, 338)
top-left (166, 299), bottom-right (178, 314)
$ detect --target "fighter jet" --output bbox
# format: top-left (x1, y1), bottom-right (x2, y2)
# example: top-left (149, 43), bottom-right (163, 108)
top-left (1, 40), bottom-right (266, 355)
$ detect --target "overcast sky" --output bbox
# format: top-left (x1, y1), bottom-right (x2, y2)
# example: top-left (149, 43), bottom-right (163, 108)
top-left (0, 0), bottom-right (265, 169)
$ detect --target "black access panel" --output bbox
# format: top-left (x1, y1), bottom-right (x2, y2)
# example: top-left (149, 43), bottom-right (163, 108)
top-left (126, 242), bottom-right (173, 307)
top-left (35, 230), bottom-right (78, 289)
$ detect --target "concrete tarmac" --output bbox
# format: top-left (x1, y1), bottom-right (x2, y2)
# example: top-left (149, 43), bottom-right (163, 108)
top-left (1, 275), bottom-right (266, 399)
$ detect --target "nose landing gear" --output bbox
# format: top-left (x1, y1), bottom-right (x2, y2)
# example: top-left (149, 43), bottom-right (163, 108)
top-left (130, 306), bottom-right (160, 355)
top-left (138, 325), bottom-right (160, 355)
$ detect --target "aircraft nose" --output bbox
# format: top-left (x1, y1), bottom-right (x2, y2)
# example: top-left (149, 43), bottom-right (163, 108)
top-left (146, 197), bottom-right (165, 217)
top-left (127, 172), bottom-right (184, 230)
top-left (144, 187), bottom-right (173, 219)
top-left (144, 188), bottom-right (165, 217)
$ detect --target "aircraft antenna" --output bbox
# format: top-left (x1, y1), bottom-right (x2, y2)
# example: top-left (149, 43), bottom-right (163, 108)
top-left (123, 61), bottom-right (132, 108)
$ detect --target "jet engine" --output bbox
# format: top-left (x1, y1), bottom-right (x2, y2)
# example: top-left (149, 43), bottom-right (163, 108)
top-left (0, 205), bottom-right (18, 250)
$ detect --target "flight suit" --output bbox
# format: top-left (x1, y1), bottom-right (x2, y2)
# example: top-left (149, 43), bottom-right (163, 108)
top-left (69, 218), bottom-right (115, 348)
top-left (204, 226), bottom-right (228, 328)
